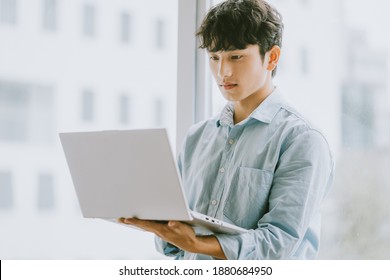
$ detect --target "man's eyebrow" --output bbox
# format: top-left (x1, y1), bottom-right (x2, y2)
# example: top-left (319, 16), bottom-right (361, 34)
top-left (208, 49), bottom-right (244, 55)
top-left (207, 46), bottom-right (240, 53)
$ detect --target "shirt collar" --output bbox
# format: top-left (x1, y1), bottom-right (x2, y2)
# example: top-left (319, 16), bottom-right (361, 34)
top-left (216, 88), bottom-right (284, 127)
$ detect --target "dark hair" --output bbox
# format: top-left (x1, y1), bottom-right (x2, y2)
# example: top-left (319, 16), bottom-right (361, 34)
top-left (196, 0), bottom-right (283, 76)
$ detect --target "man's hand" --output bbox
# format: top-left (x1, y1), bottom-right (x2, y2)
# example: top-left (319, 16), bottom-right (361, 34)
top-left (118, 217), bottom-right (227, 259)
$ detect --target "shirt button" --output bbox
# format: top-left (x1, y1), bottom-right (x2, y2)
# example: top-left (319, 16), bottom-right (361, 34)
top-left (219, 167), bottom-right (225, 173)
top-left (228, 139), bottom-right (235, 145)
top-left (211, 200), bottom-right (218, 206)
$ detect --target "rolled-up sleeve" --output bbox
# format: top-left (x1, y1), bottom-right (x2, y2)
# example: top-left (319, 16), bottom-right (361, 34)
top-left (155, 236), bottom-right (183, 258)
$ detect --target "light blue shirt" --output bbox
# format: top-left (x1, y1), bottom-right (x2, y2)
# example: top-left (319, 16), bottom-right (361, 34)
top-left (156, 89), bottom-right (334, 259)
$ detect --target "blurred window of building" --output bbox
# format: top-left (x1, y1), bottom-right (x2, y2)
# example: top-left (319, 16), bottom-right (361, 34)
top-left (43, 0), bottom-right (57, 31)
top-left (81, 90), bottom-right (95, 122)
top-left (154, 98), bottom-right (164, 127)
top-left (119, 94), bottom-right (130, 124)
top-left (37, 173), bottom-right (55, 210)
top-left (0, 0), bottom-right (17, 25)
top-left (301, 47), bottom-right (309, 75)
top-left (0, 171), bottom-right (13, 209)
top-left (342, 84), bottom-right (374, 148)
top-left (0, 82), bottom-right (54, 143)
top-left (0, 82), bottom-right (28, 141)
top-left (83, 3), bottom-right (96, 37)
top-left (120, 12), bottom-right (131, 43)
top-left (155, 18), bottom-right (165, 49)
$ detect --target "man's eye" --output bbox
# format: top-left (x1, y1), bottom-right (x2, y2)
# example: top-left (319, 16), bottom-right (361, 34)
top-left (231, 55), bottom-right (242, 60)
top-left (209, 56), bottom-right (219, 61)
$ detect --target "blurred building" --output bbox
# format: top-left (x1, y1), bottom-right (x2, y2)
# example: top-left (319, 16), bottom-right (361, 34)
top-left (0, 0), bottom-right (177, 259)
top-left (341, 29), bottom-right (389, 149)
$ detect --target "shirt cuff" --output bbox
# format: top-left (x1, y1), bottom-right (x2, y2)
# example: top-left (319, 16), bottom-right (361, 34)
top-left (154, 236), bottom-right (183, 258)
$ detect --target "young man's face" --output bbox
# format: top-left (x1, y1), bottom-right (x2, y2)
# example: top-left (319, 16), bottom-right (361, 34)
top-left (208, 44), bottom-right (273, 105)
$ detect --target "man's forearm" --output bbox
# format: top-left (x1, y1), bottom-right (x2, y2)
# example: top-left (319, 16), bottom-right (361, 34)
top-left (193, 235), bottom-right (227, 260)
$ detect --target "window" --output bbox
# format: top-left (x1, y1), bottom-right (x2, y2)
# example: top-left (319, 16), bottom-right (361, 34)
top-left (0, 171), bottom-right (13, 209)
top-left (0, 0), bottom-right (17, 24)
top-left (120, 12), bottom-right (131, 43)
top-left (43, 0), bottom-right (57, 31)
top-left (0, 81), bottom-right (54, 143)
top-left (154, 98), bottom-right (164, 126)
top-left (300, 47), bottom-right (309, 75)
top-left (81, 90), bottom-right (95, 121)
top-left (155, 19), bottom-right (165, 49)
top-left (0, 82), bottom-right (28, 141)
top-left (83, 4), bottom-right (96, 37)
top-left (37, 173), bottom-right (55, 210)
top-left (119, 94), bottom-right (130, 124)
top-left (342, 84), bottom-right (374, 148)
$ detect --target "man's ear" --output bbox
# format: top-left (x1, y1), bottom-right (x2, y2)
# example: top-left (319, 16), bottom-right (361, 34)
top-left (266, 45), bottom-right (281, 71)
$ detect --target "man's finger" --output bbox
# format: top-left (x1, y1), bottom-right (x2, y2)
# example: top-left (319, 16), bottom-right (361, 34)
top-left (120, 218), bottom-right (164, 232)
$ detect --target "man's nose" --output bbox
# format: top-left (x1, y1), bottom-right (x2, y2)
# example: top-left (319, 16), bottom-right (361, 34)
top-left (217, 60), bottom-right (232, 78)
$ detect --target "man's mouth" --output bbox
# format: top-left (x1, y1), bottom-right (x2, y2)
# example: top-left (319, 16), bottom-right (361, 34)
top-left (220, 83), bottom-right (237, 90)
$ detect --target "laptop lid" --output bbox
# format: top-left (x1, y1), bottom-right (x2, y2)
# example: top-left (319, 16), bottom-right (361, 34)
top-left (59, 129), bottom-right (193, 221)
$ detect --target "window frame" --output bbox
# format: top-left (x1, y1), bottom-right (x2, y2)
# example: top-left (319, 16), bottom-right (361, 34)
top-left (176, 0), bottom-right (211, 153)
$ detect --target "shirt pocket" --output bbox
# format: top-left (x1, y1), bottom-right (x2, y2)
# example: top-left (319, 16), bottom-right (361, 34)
top-left (223, 167), bottom-right (273, 229)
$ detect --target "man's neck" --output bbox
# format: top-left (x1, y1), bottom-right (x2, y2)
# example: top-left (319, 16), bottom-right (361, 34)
top-left (233, 83), bottom-right (275, 124)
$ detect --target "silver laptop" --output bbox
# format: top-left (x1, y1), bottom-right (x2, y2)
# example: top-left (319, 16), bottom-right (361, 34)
top-left (59, 128), bottom-right (247, 235)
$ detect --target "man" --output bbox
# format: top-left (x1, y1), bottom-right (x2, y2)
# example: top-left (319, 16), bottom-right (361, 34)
top-left (120, 0), bottom-right (334, 260)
